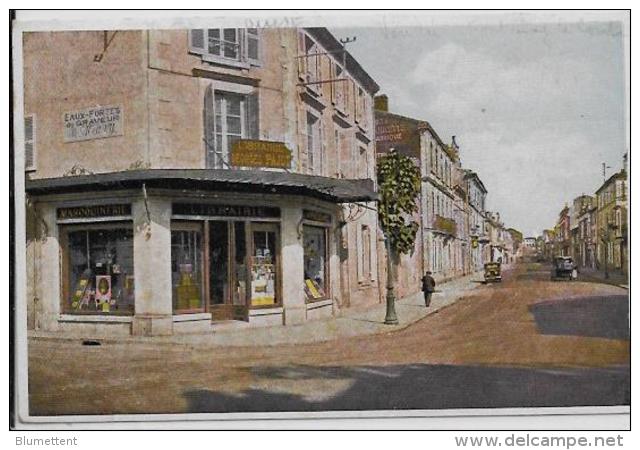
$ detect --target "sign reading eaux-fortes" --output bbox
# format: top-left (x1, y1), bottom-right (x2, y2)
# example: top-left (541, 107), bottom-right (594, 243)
top-left (64, 105), bottom-right (123, 143)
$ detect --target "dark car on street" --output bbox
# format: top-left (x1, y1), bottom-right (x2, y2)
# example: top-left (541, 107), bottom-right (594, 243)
top-left (484, 262), bottom-right (502, 283)
top-left (552, 256), bottom-right (577, 281)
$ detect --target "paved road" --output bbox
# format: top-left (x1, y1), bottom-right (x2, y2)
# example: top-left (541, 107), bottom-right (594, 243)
top-left (28, 263), bottom-right (629, 416)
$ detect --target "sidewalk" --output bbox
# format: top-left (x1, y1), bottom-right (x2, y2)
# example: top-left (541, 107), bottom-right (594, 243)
top-left (578, 267), bottom-right (628, 289)
top-left (29, 271), bottom-right (487, 348)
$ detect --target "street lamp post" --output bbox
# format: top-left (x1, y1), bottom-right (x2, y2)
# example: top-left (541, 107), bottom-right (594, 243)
top-left (384, 235), bottom-right (399, 325)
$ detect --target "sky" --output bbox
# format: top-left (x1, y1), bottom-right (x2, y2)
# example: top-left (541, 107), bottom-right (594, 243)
top-left (331, 19), bottom-right (627, 237)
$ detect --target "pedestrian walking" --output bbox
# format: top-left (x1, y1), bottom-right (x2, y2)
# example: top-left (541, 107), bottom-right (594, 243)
top-left (422, 271), bottom-right (436, 307)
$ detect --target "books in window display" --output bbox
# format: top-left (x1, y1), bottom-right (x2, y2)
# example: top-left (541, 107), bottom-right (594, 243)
top-left (304, 278), bottom-right (325, 300)
top-left (176, 269), bottom-right (201, 310)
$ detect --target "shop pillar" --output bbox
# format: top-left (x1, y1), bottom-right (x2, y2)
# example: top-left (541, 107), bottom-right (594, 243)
top-left (281, 204), bottom-right (306, 325)
top-left (34, 202), bottom-right (61, 332)
top-left (132, 196), bottom-right (173, 336)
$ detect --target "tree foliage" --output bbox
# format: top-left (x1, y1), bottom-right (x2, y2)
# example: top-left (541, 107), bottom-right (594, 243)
top-left (377, 150), bottom-right (422, 256)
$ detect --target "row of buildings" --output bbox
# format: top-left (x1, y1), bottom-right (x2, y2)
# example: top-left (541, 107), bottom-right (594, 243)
top-left (373, 98), bottom-right (522, 299)
top-left (20, 27), bottom-right (521, 337)
top-left (539, 155), bottom-right (628, 278)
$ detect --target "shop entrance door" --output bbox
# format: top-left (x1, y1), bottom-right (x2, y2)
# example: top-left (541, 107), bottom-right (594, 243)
top-left (209, 221), bottom-right (249, 321)
top-left (208, 221), bottom-right (279, 320)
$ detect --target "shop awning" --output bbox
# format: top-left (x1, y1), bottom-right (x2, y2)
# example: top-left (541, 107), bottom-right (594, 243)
top-left (25, 169), bottom-right (379, 203)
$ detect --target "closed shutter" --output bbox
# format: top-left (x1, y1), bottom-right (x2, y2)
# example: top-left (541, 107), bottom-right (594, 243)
top-left (330, 61), bottom-right (337, 104)
top-left (318, 118), bottom-right (325, 176)
top-left (203, 85), bottom-right (215, 168)
top-left (245, 91), bottom-right (260, 139)
top-left (189, 29), bottom-right (205, 54)
top-left (24, 115), bottom-right (35, 171)
top-left (297, 31), bottom-right (306, 81)
top-left (245, 28), bottom-right (260, 65)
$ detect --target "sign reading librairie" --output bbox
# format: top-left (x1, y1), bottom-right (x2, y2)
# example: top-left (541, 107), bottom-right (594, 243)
top-left (230, 139), bottom-right (292, 169)
top-left (64, 105), bottom-right (123, 142)
top-left (173, 203), bottom-right (281, 218)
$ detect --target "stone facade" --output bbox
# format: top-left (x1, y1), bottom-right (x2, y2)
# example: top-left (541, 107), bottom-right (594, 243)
top-left (23, 27), bottom-right (381, 336)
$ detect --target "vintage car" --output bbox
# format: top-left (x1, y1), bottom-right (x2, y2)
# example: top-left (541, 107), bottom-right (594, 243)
top-left (552, 256), bottom-right (577, 280)
top-left (484, 262), bottom-right (502, 283)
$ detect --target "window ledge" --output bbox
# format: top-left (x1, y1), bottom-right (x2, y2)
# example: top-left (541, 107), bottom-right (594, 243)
top-left (249, 306), bottom-right (284, 316)
top-left (306, 298), bottom-right (333, 310)
top-left (59, 314), bottom-right (133, 323)
top-left (173, 313), bottom-right (211, 322)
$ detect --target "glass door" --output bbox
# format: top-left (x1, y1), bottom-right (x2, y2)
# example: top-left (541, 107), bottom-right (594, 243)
top-left (249, 223), bottom-right (279, 307)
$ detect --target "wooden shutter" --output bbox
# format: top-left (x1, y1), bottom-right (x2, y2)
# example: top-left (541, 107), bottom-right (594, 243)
top-left (189, 29), bottom-right (205, 54)
top-left (245, 28), bottom-right (260, 65)
top-left (203, 85), bottom-right (215, 168)
top-left (297, 31), bottom-right (306, 81)
top-left (330, 61), bottom-right (337, 104)
top-left (24, 115), bottom-right (35, 171)
top-left (245, 91), bottom-right (260, 139)
top-left (318, 118), bottom-right (325, 175)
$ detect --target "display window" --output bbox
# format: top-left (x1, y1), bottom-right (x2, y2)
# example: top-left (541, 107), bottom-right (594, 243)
top-left (61, 224), bottom-right (134, 315)
top-left (171, 222), bottom-right (205, 313)
top-left (303, 224), bottom-right (329, 302)
top-left (170, 214), bottom-right (281, 321)
top-left (250, 223), bottom-right (279, 307)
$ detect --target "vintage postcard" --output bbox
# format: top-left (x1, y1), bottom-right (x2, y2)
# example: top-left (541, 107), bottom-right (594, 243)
top-left (10, 10), bottom-right (630, 431)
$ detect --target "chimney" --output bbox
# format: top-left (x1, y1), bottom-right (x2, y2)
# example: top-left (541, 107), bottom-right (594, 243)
top-left (374, 94), bottom-right (389, 112)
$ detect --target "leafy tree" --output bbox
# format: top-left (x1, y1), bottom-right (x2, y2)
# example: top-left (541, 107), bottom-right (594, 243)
top-left (376, 149), bottom-right (422, 324)
top-left (377, 149), bottom-right (422, 256)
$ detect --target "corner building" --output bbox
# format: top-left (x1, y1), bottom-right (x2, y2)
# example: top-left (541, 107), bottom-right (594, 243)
top-left (23, 28), bottom-right (380, 336)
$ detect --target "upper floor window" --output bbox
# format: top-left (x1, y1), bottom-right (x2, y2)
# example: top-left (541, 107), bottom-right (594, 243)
top-left (331, 62), bottom-right (349, 114)
top-left (306, 112), bottom-right (322, 175)
top-left (356, 87), bottom-right (370, 130)
top-left (190, 28), bottom-right (261, 68)
top-left (359, 146), bottom-right (369, 179)
top-left (203, 85), bottom-right (259, 169)
top-left (298, 32), bottom-right (322, 96)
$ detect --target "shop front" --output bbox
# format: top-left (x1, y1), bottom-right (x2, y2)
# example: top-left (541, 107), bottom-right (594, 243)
top-left (26, 169), bottom-right (377, 336)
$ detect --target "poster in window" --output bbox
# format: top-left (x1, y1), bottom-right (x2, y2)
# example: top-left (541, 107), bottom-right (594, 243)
top-left (250, 253), bottom-right (275, 306)
top-left (95, 275), bottom-right (112, 312)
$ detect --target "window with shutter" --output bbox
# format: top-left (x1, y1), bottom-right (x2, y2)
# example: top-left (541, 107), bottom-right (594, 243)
top-left (204, 87), bottom-right (259, 169)
top-left (245, 28), bottom-right (260, 66)
top-left (306, 112), bottom-right (322, 175)
top-left (24, 115), bottom-right (35, 171)
top-left (189, 28), bottom-right (261, 68)
top-left (203, 85), bottom-right (216, 168)
top-left (189, 29), bottom-right (205, 54)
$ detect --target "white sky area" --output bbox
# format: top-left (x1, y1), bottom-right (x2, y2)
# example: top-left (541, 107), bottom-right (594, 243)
top-left (331, 21), bottom-right (627, 237)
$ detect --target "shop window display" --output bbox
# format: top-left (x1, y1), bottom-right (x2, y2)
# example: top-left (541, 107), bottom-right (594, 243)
top-left (303, 225), bottom-right (328, 301)
top-left (250, 227), bottom-right (277, 306)
top-left (171, 226), bottom-right (204, 313)
top-left (66, 228), bottom-right (134, 314)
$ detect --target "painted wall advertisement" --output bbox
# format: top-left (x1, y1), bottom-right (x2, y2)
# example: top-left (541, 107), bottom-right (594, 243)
top-left (63, 104), bottom-right (123, 143)
top-left (375, 113), bottom-right (423, 163)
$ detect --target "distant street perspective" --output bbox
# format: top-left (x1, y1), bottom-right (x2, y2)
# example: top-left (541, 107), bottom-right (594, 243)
top-left (29, 259), bottom-right (629, 415)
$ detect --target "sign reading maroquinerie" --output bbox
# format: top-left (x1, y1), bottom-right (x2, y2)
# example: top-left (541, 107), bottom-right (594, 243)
top-left (57, 204), bottom-right (132, 220)
top-left (64, 105), bottom-right (123, 142)
top-left (173, 203), bottom-right (281, 218)
top-left (230, 140), bottom-right (292, 169)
